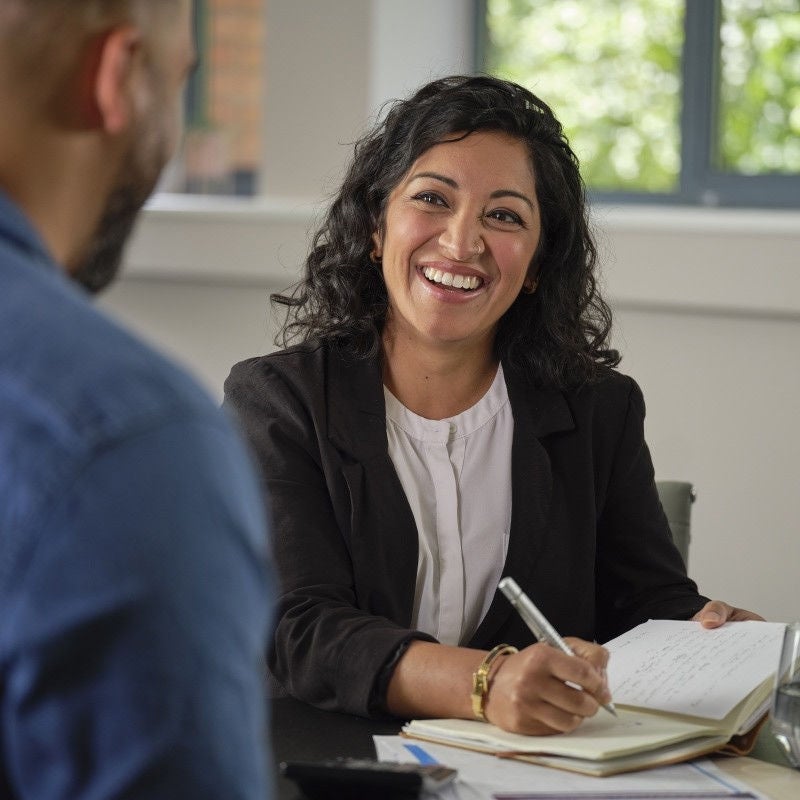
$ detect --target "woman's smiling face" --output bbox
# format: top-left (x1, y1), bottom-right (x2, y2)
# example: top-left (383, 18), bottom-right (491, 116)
top-left (374, 130), bottom-right (541, 356)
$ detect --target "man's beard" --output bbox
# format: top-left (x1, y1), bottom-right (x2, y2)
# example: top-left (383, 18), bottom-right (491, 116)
top-left (71, 179), bottom-right (151, 294)
top-left (73, 112), bottom-right (170, 294)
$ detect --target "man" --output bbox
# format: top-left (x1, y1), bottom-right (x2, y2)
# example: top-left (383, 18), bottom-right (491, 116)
top-left (0, 2), bottom-right (273, 797)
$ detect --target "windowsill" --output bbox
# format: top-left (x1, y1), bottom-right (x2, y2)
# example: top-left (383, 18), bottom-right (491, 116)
top-left (591, 204), bottom-right (800, 319)
top-left (143, 192), bottom-right (323, 222)
top-left (141, 193), bottom-right (800, 234)
top-left (125, 193), bottom-right (325, 285)
top-left (591, 203), bottom-right (800, 236)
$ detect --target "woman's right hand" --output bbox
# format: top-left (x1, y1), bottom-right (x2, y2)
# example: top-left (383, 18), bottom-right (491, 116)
top-left (484, 638), bottom-right (612, 734)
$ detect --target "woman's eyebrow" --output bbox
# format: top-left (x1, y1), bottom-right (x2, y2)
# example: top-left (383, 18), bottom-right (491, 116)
top-left (490, 189), bottom-right (535, 210)
top-left (408, 171), bottom-right (458, 188)
top-left (408, 172), bottom-right (534, 210)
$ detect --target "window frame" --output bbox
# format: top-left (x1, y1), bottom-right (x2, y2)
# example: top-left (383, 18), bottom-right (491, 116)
top-left (476, 0), bottom-right (800, 209)
top-left (185, 0), bottom-right (208, 130)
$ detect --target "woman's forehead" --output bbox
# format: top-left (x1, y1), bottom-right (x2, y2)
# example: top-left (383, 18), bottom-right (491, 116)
top-left (399, 130), bottom-right (536, 189)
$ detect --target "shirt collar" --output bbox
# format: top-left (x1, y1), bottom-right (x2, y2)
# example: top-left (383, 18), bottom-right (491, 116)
top-left (325, 345), bottom-right (576, 462)
top-left (384, 364), bottom-right (510, 442)
top-left (0, 188), bottom-right (59, 272)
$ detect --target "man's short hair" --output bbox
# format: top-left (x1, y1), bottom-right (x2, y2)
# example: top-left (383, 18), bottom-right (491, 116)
top-left (0, 0), bottom-right (179, 101)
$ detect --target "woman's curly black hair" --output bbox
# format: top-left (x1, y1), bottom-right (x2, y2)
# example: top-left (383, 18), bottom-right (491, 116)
top-left (272, 74), bottom-right (619, 388)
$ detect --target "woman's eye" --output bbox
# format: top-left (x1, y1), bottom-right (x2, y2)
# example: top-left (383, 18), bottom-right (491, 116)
top-left (413, 191), bottom-right (447, 207)
top-left (487, 209), bottom-right (523, 226)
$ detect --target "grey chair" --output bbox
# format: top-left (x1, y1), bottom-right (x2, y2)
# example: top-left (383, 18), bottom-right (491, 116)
top-left (655, 480), bottom-right (695, 568)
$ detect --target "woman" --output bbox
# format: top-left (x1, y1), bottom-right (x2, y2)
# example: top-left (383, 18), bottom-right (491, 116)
top-left (225, 75), bottom-right (761, 735)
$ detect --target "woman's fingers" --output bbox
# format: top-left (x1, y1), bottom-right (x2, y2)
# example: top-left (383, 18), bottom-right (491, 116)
top-left (485, 640), bottom-right (611, 734)
top-left (692, 600), bottom-right (766, 628)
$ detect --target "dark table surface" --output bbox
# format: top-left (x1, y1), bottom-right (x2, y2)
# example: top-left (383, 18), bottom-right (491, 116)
top-left (270, 697), bottom-right (403, 800)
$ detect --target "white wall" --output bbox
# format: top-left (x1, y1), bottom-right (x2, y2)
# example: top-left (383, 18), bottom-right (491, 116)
top-left (100, 0), bottom-right (800, 623)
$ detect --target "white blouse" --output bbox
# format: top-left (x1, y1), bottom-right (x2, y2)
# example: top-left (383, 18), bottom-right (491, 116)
top-left (383, 365), bottom-right (513, 646)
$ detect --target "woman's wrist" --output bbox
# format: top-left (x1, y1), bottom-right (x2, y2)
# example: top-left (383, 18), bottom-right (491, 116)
top-left (387, 641), bottom-right (508, 721)
top-left (470, 644), bottom-right (519, 721)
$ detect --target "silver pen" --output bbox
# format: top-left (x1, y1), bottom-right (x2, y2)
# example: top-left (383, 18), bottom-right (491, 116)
top-left (498, 576), bottom-right (617, 717)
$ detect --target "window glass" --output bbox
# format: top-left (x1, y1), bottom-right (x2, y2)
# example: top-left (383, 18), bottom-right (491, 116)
top-left (161, 0), bottom-right (265, 196)
top-left (718, 0), bottom-right (800, 175)
top-left (484, 0), bottom-right (684, 192)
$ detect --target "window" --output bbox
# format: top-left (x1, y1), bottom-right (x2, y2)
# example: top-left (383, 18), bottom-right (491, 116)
top-left (160, 0), bottom-right (265, 197)
top-left (480, 0), bottom-right (800, 207)
top-left (717, 0), bottom-right (800, 176)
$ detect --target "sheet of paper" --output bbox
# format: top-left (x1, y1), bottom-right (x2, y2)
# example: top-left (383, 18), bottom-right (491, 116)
top-left (374, 736), bottom-right (768, 800)
top-left (606, 620), bottom-right (785, 720)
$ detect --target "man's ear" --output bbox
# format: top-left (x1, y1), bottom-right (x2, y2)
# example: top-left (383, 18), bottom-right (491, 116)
top-left (78, 25), bottom-right (143, 134)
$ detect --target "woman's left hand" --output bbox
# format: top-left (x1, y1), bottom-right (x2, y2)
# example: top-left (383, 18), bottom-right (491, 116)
top-left (692, 600), bottom-right (765, 628)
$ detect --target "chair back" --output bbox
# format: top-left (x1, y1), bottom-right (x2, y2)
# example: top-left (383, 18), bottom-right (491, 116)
top-left (655, 480), bottom-right (695, 567)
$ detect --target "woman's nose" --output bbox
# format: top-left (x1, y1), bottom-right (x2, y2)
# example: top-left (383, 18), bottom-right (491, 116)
top-left (438, 213), bottom-right (484, 261)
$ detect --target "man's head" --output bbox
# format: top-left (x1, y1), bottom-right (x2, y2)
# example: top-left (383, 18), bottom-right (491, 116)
top-left (0, 0), bottom-right (195, 292)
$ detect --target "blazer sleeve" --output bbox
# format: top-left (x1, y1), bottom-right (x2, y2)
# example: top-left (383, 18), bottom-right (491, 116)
top-left (594, 377), bottom-right (708, 642)
top-left (224, 356), bottom-right (433, 718)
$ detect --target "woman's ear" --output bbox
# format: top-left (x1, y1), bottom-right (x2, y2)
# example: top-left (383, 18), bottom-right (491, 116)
top-left (370, 231), bottom-right (383, 263)
top-left (521, 266), bottom-right (540, 295)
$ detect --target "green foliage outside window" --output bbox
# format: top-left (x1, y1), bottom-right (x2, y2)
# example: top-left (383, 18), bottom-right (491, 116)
top-left (485, 0), bottom-right (684, 192)
top-left (719, 0), bottom-right (800, 175)
top-left (485, 0), bottom-right (800, 194)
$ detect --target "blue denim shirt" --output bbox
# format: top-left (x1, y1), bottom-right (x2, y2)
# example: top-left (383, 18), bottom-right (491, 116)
top-left (0, 191), bottom-right (274, 799)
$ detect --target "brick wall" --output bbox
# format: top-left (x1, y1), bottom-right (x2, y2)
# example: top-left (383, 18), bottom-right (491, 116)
top-left (185, 0), bottom-right (264, 194)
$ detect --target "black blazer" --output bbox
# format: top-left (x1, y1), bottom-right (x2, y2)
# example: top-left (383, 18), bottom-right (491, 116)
top-left (225, 341), bottom-right (707, 717)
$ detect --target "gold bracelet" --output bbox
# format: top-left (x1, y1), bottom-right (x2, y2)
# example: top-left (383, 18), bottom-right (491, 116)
top-left (471, 643), bottom-right (519, 722)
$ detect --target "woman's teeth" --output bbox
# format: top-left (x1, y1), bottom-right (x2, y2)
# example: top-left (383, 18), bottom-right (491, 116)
top-left (422, 267), bottom-right (482, 290)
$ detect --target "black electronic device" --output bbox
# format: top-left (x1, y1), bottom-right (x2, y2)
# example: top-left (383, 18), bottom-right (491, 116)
top-left (280, 757), bottom-right (457, 800)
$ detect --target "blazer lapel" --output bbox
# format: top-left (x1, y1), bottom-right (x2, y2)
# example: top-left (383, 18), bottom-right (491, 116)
top-left (469, 365), bottom-right (575, 646)
top-left (325, 350), bottom-right (419, 626)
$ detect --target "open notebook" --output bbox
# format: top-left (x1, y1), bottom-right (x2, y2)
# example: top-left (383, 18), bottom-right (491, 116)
top-left (402, 620), bottom-right (786, 776)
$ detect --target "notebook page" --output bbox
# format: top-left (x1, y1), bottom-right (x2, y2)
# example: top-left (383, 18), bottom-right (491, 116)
top-left (606, 620), bottom-right (785, 720)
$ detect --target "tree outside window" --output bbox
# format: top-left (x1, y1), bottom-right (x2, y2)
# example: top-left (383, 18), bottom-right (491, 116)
top-left (482, 0), bottom-right (800, 206)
